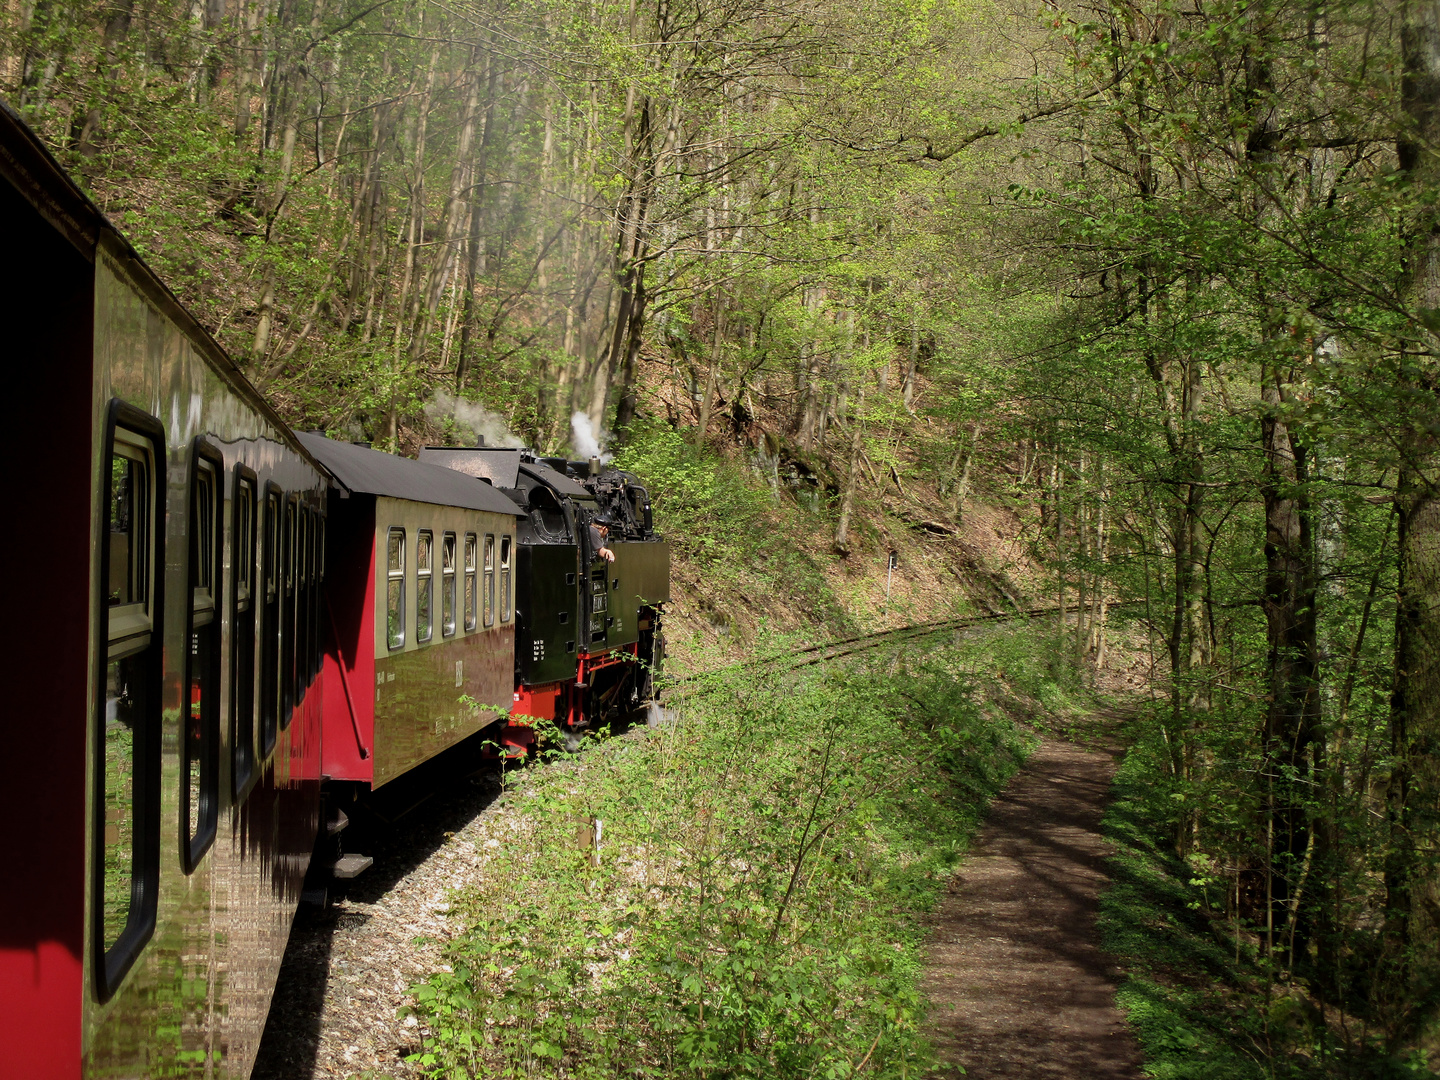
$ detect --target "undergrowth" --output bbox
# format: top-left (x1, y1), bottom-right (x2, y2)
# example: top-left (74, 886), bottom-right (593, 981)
top-left (404, 638), bottom-right (1035, 1078)
top-left (1101, 736), bottom-right (1439, 1080)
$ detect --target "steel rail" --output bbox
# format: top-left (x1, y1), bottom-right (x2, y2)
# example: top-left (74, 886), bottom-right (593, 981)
top-left (662, 599), bottom-right (1145, 692)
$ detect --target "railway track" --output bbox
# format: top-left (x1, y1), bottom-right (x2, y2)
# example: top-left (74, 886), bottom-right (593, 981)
top-left (666, 599), bottom-right (1143, 688)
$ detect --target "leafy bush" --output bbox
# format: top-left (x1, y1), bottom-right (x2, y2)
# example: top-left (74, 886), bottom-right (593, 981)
top-left (1100, 748), bottom-right (1267, 1080)
top-left (613, 418), bottom-right (776, 565)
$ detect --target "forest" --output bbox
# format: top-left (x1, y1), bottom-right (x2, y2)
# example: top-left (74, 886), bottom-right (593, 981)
top-left (6, 0), bottom-right (1440, 1069)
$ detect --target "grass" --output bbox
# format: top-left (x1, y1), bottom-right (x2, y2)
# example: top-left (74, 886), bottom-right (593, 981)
top-left (403, 638), bottom-right (1037, 1079)
top-left (1100, 748), bottom-right (1271, 1080)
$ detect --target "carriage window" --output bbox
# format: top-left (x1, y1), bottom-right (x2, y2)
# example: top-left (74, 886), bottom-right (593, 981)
top-left (464, 533), bottom-right (477, 632)
top-left (96, 407), bottom-right (164, 1001)
top-left (386, 528), bottom-right (406, 649)
top-left (287, 504), bottom-right (297, 602)
top-left (183, 452), bottom-right (221, 872)
top-left (280, 498), bottom-right (297, 727)
top-left (309, 509), bottom-right (323, 682)
top-left (441, 533), bottom-right (457, 637)
top-left (483, 534), bottom-right (495, 628)
top-left (233, 473), bottom-right (257, 797)
top-left (294, 507), bottom-right (309, 705)
top-left (107, 455), bottom-right (146, 611)
top-left (260, 488), bottom-right (281, 756)
top-left (264, 496), bottom-right (279, 605)
top-left (416, 530), bottom-right (434, 643)
top-left (500, 535), bottom-right (513, 623)
top-left (103, 440), bottom-right (150, 946)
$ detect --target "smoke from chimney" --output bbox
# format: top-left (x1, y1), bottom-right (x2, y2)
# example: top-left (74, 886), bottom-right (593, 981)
top-left (425, 391), bottom-right (525, 448)
top-left (570, 411), bottom-right (612, 462)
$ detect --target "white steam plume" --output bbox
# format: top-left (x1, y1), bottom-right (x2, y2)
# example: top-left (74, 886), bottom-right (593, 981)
top-left (570, 411), bottom-right (612, 462)
top-left (426, 391), bottom-right (524, 447)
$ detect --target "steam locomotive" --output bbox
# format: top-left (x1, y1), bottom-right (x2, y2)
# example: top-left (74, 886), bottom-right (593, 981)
top-left (0, 100), bottom-right (668, 1080)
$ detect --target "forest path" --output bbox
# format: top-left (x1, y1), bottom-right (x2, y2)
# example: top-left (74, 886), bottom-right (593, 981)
top-left (922, 736), bottom-right (1144, 1079)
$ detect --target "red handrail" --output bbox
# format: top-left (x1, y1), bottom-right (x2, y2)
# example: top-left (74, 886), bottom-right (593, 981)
top-left (324, 593), bottom-right (370, 760)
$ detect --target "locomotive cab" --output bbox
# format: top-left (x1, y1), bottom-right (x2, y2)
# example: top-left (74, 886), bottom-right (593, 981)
top-left (419, 446), bottom-right (670, 743)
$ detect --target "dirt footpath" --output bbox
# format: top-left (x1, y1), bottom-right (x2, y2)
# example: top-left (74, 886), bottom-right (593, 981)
top-left (923, 738), bottom-right (1144, 1079)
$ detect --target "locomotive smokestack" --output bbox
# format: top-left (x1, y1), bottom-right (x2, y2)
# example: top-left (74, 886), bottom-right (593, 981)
top-left (588, 455), bottom-right (600, 476)
top-left (475, 434), bottom-right (486, 447)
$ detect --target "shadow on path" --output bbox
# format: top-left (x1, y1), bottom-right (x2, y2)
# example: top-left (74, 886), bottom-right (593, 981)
top-left (923, 738), bottom-right (1144, 1079)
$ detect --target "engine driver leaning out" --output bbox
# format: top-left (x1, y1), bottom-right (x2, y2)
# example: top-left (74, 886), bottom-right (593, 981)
top-left (589, 521), bottom-right (615, 563)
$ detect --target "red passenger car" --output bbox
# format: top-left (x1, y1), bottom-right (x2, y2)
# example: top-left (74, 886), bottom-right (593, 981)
top-left (1, 103), bottom-right (329, 1078)
top-left (0, 93), bottom-right (671, 1079)
top-left (298, 434), bottom-right (526, 787)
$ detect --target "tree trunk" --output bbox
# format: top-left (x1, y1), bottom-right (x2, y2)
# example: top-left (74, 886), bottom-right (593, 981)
top-left (1054, 452), bottom-right (1066, 644)
top-left (393, 43), bottom-right (441, 351)
top-left (234, 0), bottom-right (259, 138)
top-left (950, 422), bottom-right (980, 519)
top-left (411, 53), bottom-right (485, 363)
top-left (252, 268), bottom-right (276, 368)
top-left (695, 299), bottom-right (725, 444)
top-left (835, 385), bottom-right (866, 550)
top-left (795, 198), bottom-right (825, 450)
top-left (1384, 0), bottom-right (1440, 1031)
top-left (1385, 447), bottom-right (1440, 1029)
top-left (70, 0), bottom-right (134, 159)
top-left (898, 302), bottom-right (921, 411)
top-left (455, 52), bottom-right (501, 391)
top-left (1259, 372), bottom-right (1320, 960)
top-left (1076, 456), bottom-right (1091, 668)
top-left (613, 268), bottom-right (648, 433)
top-left (1093, 489), bottom-right (1109, 670)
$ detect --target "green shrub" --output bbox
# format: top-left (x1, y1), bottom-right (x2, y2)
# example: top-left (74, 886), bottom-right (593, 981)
top-left (1100, 738), bottom-right (1440, 1080)
top-left (613, 419), bottom-right (775, 566)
